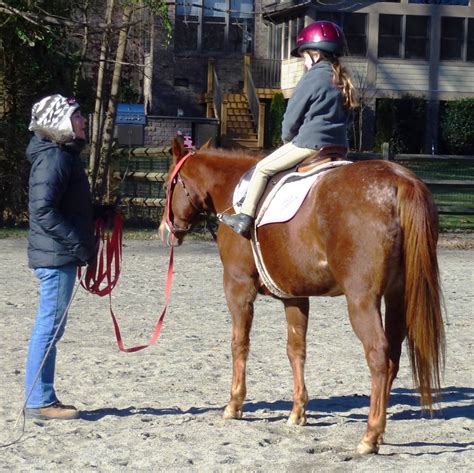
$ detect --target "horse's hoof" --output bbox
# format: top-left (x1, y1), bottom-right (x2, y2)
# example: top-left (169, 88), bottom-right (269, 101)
top-left (223, 406), bottom-right (242, 420)
top-left (356, 439), bottom-right (379, 455)
top-left (287, 413), bottom-right (307, 426)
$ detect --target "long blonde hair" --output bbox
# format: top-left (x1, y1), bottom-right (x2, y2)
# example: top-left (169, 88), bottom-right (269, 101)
top-left (307, 50), bottom-right (358, 109)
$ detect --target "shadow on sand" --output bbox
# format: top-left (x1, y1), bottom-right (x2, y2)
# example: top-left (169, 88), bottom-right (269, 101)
top-left (80, 385), bottom-right (473, 422)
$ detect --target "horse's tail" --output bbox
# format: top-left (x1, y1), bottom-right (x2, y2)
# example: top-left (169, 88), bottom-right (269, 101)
top-left (397, 177), bottom-right (446, 410)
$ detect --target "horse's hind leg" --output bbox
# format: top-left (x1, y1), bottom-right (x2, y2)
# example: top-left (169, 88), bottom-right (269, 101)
top-left (222, 269), bottom-right (257, 420)
top-left (346, 294), bottom-right (389, 454)
top-left (383, 285), bottom-right (407, 413)
top-left (284, 298), bottom-right (310, 426)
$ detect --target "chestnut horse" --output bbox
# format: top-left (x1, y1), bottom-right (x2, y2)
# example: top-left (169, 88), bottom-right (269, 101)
top-left (160, 138), bottom-right (445, 454)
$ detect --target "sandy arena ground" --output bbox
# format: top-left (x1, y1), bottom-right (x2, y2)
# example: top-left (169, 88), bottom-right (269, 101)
top-left (0, 235), bottom-right (472, 472)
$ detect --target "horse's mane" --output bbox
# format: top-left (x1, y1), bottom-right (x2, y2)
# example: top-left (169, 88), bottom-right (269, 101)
top-left (198, 147), bottom-right (264, 163)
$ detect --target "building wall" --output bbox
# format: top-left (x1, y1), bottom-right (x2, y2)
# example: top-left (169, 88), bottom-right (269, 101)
top-left (277, 1), bottom-right (474, 151)
top-left (438, 64), bottom-right (474, 95)
top-left (152, 1), bottom-right (266, 118)
top-left (144, 117), bottom-right (193, 147)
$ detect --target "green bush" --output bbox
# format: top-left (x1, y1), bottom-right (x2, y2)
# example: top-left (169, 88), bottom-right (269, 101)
top-left (268, 92), bottom-right (286, 148)
top-left (374, 96), bottom-right (426, 154)
top-left (439, 99), bottom-right (474, 155)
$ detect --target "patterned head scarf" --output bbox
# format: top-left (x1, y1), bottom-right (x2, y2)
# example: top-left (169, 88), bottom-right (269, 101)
top-left (29, 94), bottom-right (80, 143)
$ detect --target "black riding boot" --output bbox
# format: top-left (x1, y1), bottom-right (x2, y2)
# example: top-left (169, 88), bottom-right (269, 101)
top-left (219, 213), bottom-right (254, 239)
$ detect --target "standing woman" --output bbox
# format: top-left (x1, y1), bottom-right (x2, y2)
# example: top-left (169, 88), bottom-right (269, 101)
top-left (25, 94), bottom-right (95, 420)
top-left (220, 21), bottom-right (358, 238)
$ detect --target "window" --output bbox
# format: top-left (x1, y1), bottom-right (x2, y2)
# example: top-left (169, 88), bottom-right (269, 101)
top-left (405, 16), bottom-right (430, 59)
top-left (268, 23), bottom-right (282, 60)
top-left (230, 0), bottom-right (254, 53)
top-left (290, 16), bottom-right (305, 57)
top-left (282, 22), bottom-right (289, 59)
top-left (317, 11), bottom-right (368, 57)
top-left (175, 0), bottom-right (254, 54)
top-left (345, 13), bottom-right (367, 56)
top-left (441, 17), bottom-right (464, 60)
top-left (468, 19), bottom-right (474, 61)
top-left (440, 17), bottom-right (474, 62)
top-left (378, 15), bottom-right (430, 59)
top-left (202, 0), bottom-right (225, 52)
top-left (276, 15), bottom-right (304, 59)
top-left (176, 1), bottom-right (199, 52)
top-left (409, 1), bottom-right (469, 5)
top-left (378, 15), bottom-right (402, 58)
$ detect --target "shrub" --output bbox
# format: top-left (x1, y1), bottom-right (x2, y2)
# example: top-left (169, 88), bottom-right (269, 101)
top-left (374, 96), bottom-right (426, 154)
top-left (439, 99), bottom-right (474, 155)
top-left (267, 92), bottom-right (286, 149)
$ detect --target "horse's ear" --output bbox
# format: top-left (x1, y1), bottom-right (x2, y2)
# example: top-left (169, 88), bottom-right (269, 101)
top-left (171, 136), bottom-right (186, 161)
top-left (199, 138), bottom-right (213, 150)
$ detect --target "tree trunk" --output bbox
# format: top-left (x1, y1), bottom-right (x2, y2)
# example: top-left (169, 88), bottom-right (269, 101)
top-left (143, 12), bottom-right (154, 114)
top-left (73, 0), bottom-right (91, 93)
top-left (89, 0), bottom-right (115, 191)
top-left (93, 4), bottom-right (134, 201)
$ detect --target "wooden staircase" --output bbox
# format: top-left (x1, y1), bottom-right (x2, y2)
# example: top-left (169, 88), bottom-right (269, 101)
top-left (222, 93), bottom-right (259, 150)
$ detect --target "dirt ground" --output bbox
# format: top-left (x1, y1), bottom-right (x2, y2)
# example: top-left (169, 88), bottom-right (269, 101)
top-left (0, 235), bottom-right (472, 472)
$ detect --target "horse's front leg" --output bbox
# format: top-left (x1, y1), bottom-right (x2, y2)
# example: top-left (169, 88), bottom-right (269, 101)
top-left (284, 298), bottom-right (310, 426)
top-left (222, 269), bottom-right (257, 420)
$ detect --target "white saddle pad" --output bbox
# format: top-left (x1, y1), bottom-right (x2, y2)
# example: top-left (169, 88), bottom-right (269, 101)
top-left (233, 161), bottom-right (352, 227)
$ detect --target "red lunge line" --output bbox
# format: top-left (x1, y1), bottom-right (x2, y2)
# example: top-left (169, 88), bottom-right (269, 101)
top-left (78, 213), bottom-right (174, 352)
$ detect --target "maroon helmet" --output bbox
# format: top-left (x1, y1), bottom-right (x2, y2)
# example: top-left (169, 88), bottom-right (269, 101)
top-left (291, 21), bottom-right (345, 57)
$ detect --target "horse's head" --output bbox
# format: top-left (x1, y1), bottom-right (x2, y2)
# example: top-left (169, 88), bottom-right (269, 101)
top-left (159, 137), bottom-right (211, 246)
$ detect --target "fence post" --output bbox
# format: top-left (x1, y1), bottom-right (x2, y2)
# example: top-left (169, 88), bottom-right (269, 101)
top-left (382, 142), bottom-right (391, 161)
top-left (221, 101), bottom-right (228, 137)
top-left (243, 53), bottom-right (251, 92)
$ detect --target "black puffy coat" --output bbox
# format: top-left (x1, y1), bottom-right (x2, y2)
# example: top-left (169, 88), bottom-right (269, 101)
top-left (26, 134), bottom-right (95, 269)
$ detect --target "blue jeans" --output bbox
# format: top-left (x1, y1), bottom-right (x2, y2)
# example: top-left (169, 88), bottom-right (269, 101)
top-left (25, 265), bottom-right (77, 408)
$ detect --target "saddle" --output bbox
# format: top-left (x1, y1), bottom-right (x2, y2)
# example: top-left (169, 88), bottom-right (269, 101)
top-left (297, 145), bottom-right (348, 172)
top-left (258, 145), bottom-right (348, 208)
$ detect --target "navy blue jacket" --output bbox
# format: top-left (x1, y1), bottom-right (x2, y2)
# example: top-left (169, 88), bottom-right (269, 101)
top-left (281, 60), bottom-right (349, 149)
top-left (26, 134), bottom-right (95, 269)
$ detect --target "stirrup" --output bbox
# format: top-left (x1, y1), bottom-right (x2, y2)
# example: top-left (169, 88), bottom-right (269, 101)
top-left (218, 213), bottom-right (254, 239)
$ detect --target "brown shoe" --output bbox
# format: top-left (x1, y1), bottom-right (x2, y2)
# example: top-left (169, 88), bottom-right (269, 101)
top-left (25, 401), bottom-right (79, 420)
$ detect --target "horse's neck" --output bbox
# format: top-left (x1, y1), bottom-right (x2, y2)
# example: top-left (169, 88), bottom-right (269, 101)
top-left (199, 152), bottom-right (258, 213)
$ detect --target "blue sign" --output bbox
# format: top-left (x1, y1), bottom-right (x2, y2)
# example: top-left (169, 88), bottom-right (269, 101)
top-left (115, 103), bottom-right (146, 125)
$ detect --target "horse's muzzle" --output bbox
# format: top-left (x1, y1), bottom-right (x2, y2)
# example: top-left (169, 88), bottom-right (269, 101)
top-left (159, 221), bottom-right (183, 247)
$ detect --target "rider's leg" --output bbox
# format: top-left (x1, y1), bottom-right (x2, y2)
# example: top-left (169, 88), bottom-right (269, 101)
top-left (220, 143), bottom-right (314, 237)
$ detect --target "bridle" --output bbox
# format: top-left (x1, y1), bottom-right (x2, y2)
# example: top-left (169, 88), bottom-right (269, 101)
top-left (165, 151), bottom-right (216, 241)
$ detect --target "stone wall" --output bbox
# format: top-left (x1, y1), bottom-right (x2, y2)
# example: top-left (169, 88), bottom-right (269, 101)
top-left (144, 116), bottom-right (192, 147)
top-left (143, 116), bottom-right (218, 148)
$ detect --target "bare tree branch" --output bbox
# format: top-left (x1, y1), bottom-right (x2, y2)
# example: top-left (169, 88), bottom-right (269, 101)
top-left (0, 1), bottom-right (138, 32)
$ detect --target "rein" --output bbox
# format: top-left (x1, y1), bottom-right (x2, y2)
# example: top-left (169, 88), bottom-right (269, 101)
top-left (80, 150), bottom-right (208, 353)
top-left (79, 214), bottom-right (174, 353)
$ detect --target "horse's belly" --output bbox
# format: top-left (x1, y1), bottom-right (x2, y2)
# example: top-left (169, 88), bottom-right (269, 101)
top-left (286, 262), bottom-right (343, 297)
top-left (260, 241), bottom-right (342, 297)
